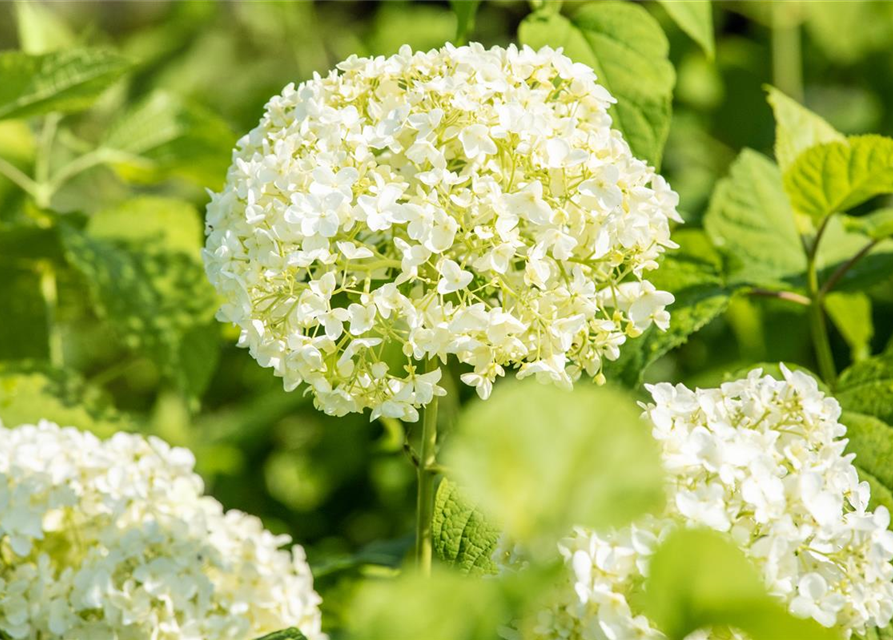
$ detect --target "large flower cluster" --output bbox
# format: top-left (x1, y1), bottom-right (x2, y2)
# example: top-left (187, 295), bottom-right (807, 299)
top-left (204, 43), bottom-right (680, 421)
top-left (533, 367), bottom-right (893, 639)
top-left (0, 420), bottom-right (325, 640)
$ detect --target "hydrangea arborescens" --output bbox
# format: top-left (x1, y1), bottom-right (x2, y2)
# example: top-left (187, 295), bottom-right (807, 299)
top-left (532, 367), bottom-right (893, 639)
top-left (0, 420), bottom-right (325, 640)
top-left (204, 43), bottom-right (680, 421)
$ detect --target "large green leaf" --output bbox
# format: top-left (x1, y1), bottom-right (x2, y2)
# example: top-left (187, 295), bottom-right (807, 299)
top-left (766, 85), bottom-right (844, 172)
top-left (0, 48), bottom-right (130, 120)
top-left (784, 135), bottom-right (893, 221)
top-left (604, 231), bottom-right (731, 387)
top-left (445, 380), bottom-right (664, 554)
top-left (0, 264), bottom-right (49, 361)
top-left (432, 479), bottom-right (501, 576)
top-left (518, 1), bottom-right (675, 168)
top-left (824, 292), bottom-right (873, 362)
top-left (842, 209), bottom-right (893, 241)
top-left (0, 362), bottom-right (130, 436)
top-left (837, 353), bottom-right (893, 426)
top-left (645, 528), bottom-right (841, 640)
top-left (59, 197), bottom-right (220, 402)
top-left (102, 91), bottom-right (234, 186)
top-left (657, 0), bottom-right (715, 59)
top-left (704, 149), bottom-right (805, 287)
top-left (841, 411), bottom-right (893, 492)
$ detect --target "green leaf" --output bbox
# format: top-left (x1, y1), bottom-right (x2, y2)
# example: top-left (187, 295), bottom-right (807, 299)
top-left (0, 48), bottom-right (130, 121)
top-left (657, 0), bottom-right (715, 59)
top-left (859, 470), bottom-right (893, 523)
top-left (704, 149), bottom-right (805, 287)
top-left (841, 411), bottom-right (893, 493)
top-left (15, 0), bottom-right (76, 54)
top-left (837, 353), bottom-right (893, 426)
top-left (0, 264), bottom-right (49, 361)
top-left (825, 292), bottom-right (873, 362)
top-left (432, 478), bottom-right (501, 576)
top-left (604, 231), bottom-right (732, 386)
top-left (449, 0), bottom-right (481, 45)
top-left (766, 85), bottom-right (844, 172)
top-left (0, 361), bottom-right (130, 436)
top-left (842, 209), bottom-right (893, 241)
top-left (445, 380), bottom-right (664, 555)
top-left (253, 630), bottom-right (308, 640)
top-left (784, 135), bottom-right (893, 221)
top-left (102, 91), bottom-right (234, 186)
top-left (644, 528), bottom-right (841, 640)
top-left (519, 1), bottom-right (675, 168)
top-left (348, 570), bottom-right (507, 640)
top-left (58, 197), bottom-right (220, 403)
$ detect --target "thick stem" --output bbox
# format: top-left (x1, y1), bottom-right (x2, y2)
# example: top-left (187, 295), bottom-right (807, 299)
top-left (39, 263), bottom-right (64, 369)
top-left (415, 359), bottom-right (440, 575)
top-left (771, 3), bottom-right (803, 102)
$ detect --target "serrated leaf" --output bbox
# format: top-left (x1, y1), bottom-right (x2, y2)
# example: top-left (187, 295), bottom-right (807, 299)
top-left (0, 48), bottom-right (130, 121)
top-left (446, 380), bottom-right (664, 555)
top-left (59, 197), bottom-right (220, 403)
top-left (842, 209), bottom-right (893, 241)
top-left (432, 478), bottom-right (501, 576)
top-left (519, 1), bottom-right (675, 168)
top-left (704, 149), bottom-right (806, 288)
top-left (253, 629), bottom-right (308, 640)
top-left (102, 91), bottom-right (234, 186)
top-left (841, 411), bottom-right (893, 491)
top-left (645, 528), bottom-right (840, 640)
top-left (0, 362), bottom-right (129, 436)
top-left (766, 85), bottom-right (844, 172)
top-left (825, 292), bottom-right (873, 362)
top-left (837, 353), bottom-right (893, 426)
top-left (449, 0), bottom-right (481, 45)
top-left (784, 135), bottom-right (893, 221)
top-left (657, 0), bottom-right (714, 59)
top-left (604, 233), bottom-right (732, 387)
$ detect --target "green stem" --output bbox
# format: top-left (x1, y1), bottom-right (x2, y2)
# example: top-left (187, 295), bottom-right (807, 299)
top-left (36, 113), bottom-right (61, 185)
top-left (771, 2), bottom-right (803, 102)
top-left (0, 156), bottom-right (40, 200)
top-left (415, 359), bottom-right (440, 575)
top-left (806, 220), bottom-right (836, 386)
top-left (39, 263), bottom-right (64, 369)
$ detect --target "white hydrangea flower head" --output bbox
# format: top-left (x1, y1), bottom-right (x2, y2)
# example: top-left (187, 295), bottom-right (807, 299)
top-left (533, 366), bottom-right (893, 639)
top-left (204, 43), bottom-right (681, 421)
top-left (0, 420), bottom-right (325, 640)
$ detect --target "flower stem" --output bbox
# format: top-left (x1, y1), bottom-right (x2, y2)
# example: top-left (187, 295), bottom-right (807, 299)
top-left (806, 220), bottom-right (836, 386)
top-left (415, 359), bottom-right (440, 575)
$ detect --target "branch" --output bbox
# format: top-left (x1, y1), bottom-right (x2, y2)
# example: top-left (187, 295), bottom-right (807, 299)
top-left (819, 239), bottom-right (880, 298)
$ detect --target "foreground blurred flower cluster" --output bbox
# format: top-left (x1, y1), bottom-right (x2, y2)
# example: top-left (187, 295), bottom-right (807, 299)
top-left (0, 421), bottom-right (324, 640)
top-left (204, 43), bottom-right (680, 421)
top-left (536, 368), bottom-right (893, 639)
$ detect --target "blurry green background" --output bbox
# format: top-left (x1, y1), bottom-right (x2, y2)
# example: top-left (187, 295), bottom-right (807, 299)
top-left (2, 0), bottom-right (893, 631)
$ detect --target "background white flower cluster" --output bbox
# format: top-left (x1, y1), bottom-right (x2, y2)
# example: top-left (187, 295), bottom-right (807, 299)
top-left (204, 42), bottom-right (681, 421)
top-left (534, 367), bottom-right (893, 639)
top-left (0, 421), bottom-right (325, 640)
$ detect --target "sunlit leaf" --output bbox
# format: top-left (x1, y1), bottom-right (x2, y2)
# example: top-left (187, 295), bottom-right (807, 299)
top-left (102, 91), bottom-right (234, 186)
top-left (704, 149), bottom-right (805, 287)
top-left (825, 292), bottom-right (873, 362)
top-left (0, 361), bottom-right (129, 436)
top-left (0, 48), bottom-right (130, 121)
top-left (519, 1), bottom-right (675, 168)
top-left (15, 0), bottom-right (76, 55)
top-left (842, 209), bottom-right (893, 241)
top-left (657, 0), bottom-right (714, 59)
top-left (59, 197), bottom-right (220, 403)
top-left (645, 528), bottom-right (841, 640)
top-left (766, 85), bottom-right (844, 172)
top-left (445, 380), bottom-right (664, 553)
top-left (432, 478), bottom-right (501, 576)
top-left (784, 135), bottom-right (893, 221)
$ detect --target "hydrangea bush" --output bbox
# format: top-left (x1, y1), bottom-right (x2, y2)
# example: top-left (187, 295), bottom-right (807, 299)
top-left (0, 421), bottom-right (325, 640)
top-left (534, 367), bottom-right (893, 639)
top-left (204, 43), bottom-right (681, 421)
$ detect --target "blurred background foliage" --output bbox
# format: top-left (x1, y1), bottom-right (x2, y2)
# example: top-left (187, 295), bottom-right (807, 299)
top-left (2, 1), bottom-right (893, 634)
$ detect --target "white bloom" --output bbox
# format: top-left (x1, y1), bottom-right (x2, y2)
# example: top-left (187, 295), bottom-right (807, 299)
top-left (0, 420), bottom-right (325, 640)
top-left (530, 367), bottom-right (893, 639)
top-left (204, 43), bottom-right (680, 421)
